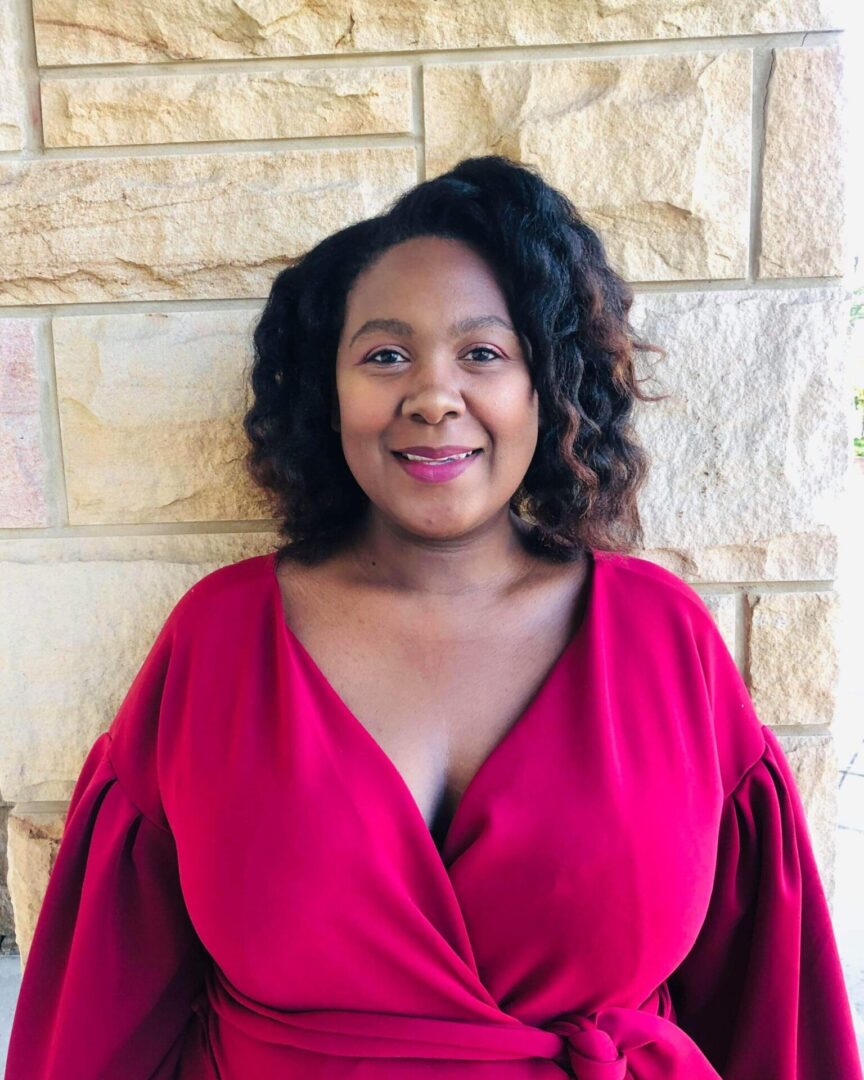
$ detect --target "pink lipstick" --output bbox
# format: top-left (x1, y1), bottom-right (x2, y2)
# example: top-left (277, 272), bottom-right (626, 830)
top-left (391, 448), bottom-right (482, 484)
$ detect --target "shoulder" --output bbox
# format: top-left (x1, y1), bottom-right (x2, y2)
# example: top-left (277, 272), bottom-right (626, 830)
top-left (594, 550), bottom-right (765, 792)
top-left (141, 551), bottom-right (278, 666)
top-left (106, 552), bottom-right (276, 825)
top-left (593, 549), bottom-right (728, 691)
top-left (593, 549), bottom-right (717, 630)
top-left (172, 551), bottom-right (274, 624)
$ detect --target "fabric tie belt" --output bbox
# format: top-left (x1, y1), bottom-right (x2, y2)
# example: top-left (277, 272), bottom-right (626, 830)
top-left (203, 965), bottom-right (721, 1078)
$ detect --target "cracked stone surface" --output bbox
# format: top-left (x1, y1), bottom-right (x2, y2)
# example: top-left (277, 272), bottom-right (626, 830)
top-left (631, 285), bottom-right (849, 581)
top-left (52, 309), bottom-right (272, 524)
top-left (5, 811), bottom-right (65, 969)
top-left (0, 147), bottom-right (416, 304)
top-left (0, 4), bottom-right (28, 150)
top-left (749, 591), bottom-right (841, 728)
top-left (760, 44), bottom-right (847, 278)
top-left (0, 533), bottom-right (279, 806)
top-left (0, 320), bottom-right (50, 528)
top-left (776, 733), bottom-right (840, 899)
top-left (424, 52), bottom-right (752, 282)
top-left (31, 0), bottom-right (842, 65)
top-left (0, 810), bottom-right (13, 952)
top-left (41, 66), bottom-right (413, 148)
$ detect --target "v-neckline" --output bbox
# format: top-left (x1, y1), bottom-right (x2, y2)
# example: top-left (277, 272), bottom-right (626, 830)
top-left (267, 548), bottom-right (597, 864)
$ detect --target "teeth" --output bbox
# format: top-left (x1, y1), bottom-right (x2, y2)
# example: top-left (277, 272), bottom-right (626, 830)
top-left (400, 450), bottom-right (475, 463)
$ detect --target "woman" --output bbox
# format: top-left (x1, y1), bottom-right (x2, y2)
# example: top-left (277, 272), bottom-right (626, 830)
top-left (6, 155), bottom-right (861, 1078)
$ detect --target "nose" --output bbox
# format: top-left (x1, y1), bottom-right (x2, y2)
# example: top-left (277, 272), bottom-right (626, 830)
top-left (400, 356), bottom-right (467, 425)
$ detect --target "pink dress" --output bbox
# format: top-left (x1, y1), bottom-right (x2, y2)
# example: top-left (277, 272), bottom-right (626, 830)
top-left (6, 549), bottom-right (862, 1078)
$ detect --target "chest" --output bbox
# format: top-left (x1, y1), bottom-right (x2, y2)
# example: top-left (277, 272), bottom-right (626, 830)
top-left (171, 551), bottom-right (726, 1015)
top-left (275, 561), bottom-right (589, 840)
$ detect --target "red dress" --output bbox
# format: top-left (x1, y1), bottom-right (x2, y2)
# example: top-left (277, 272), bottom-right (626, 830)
top-left (6, 549), bottom-right (862, 1078)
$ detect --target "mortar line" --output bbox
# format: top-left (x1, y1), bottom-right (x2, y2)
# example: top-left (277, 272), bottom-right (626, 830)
top-left (0, 526), bottom-right (844, 592)
top-left (412, 63), bottom-right (426, 185)
top-left (750, 47), bottom-right (777, 281)
top-left (33, 27), bottom-right (843, 79)
top-left (42, 319), bottom-right (70, 528)
top-left (0, 276), bottom-right (848, 320)
top-left (1, 132), bottom-right (419, 160)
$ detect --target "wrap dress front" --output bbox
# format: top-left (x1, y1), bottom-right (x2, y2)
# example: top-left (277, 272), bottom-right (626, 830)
top-left (6, 548), bottom-right (862, 1079)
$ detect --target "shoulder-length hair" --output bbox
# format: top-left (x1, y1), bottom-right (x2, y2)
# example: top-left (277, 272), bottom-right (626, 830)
top-left (243, 154), bottom-right (667, 566)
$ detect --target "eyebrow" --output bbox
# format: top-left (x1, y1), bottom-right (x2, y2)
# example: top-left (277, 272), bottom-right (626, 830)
top-left (348, 314), bottom-right (517, 349)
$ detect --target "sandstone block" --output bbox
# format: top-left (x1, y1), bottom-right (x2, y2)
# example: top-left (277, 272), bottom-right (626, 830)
top-left (42, 66), bottom-right (412, 148)
top-left (0, 3), bottom-right (28, 151)
top-left (0, 147), bottom-right (416, 305)
top-left (53, 309), bottom-right (272, 524)
top-left (630, 286), bottom-right (849, 581)
top-left (749, 590), bottom-right (840, 727)
top-left (695, 591), bottom-right (737, 655)
top-left (32, 0), bottom-right (841, 65)
top-left (760, 45), bottom-right (847, 279)
top-left (0, 533), bottom-right (278, 805)
top-left (424, 52), bottom-right (751, 282)
top-left (6, 809), bottom-right (66, 968)
top-left (775, 733), bottom-right (838, 903)
top-left (0, 320), bottom-right (51, 528)
top-left (0, 807), bottom-right (15, 949)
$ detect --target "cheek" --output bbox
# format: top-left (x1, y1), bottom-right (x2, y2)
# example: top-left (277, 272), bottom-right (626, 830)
top-left (339, 390), bottom-right (390, 437)
top-left (490, 389), bottom-right (539, 442)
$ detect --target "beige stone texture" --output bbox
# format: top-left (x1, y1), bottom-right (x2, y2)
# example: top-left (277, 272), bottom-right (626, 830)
top-left (694, 591), bottom-right (738, 655)
top-left (0, 147), bottom-right (416, 305)
top-left (775, 733), bottom-right (838, 903)
top-left (31, 0), bottom-right (842, 66)
top-left (0, 533), bottom-right (278, 805)
top-left (0, 3), bottom-right (28, 151)
top-left (41, 66), bottom-right (412, 148)
top-left (749, 590), bottom-right (840, 727)
top-left (0, 807), bottom-right (14, 948)
top-left (0, 319), bottom-right (51, 528)
top-left (630, 286), bottom-right (849, 582)
top-left (53, 309), bottom-right (273, 524)
top-left (760, 45), bottom-right (847, 279)
top-left (6, 809), bottom-right (65, 968)
top-left (424, 52), bottom-right (752, 282)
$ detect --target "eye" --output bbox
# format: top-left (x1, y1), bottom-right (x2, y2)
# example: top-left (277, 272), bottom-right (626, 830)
top-left (364, 348), bottom-right (406, 366)
top-left (465, 346), bottom-right (501, 363)
top-left (364, 346), bottom-right (502, 366)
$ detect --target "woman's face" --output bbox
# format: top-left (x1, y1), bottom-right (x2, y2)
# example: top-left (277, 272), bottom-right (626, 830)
top-left (333, 235), bottom-right (539, 541)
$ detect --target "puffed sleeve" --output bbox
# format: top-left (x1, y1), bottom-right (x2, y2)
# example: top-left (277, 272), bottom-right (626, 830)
top-left (5, 600), bottom-right (211, 1078)
top-left (668, 719), bottom-right (862, 1076)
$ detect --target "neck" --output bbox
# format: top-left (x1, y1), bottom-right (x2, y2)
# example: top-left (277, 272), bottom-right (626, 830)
top-left (342, 507), bottom-right (538, 599)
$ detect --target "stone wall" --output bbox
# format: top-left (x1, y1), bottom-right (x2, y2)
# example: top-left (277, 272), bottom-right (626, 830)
top-left (0, 1), bottom-right (850, 963)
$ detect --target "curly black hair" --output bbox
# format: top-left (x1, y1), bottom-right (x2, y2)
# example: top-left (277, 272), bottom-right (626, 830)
top-left (243, 154), bottom-right (668, 567)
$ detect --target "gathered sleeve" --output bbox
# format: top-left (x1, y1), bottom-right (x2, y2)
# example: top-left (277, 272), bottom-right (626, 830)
top-left (669, 712), bottom-right (862, 1075)
top-left (5, 599), bottom-right (212, 1079)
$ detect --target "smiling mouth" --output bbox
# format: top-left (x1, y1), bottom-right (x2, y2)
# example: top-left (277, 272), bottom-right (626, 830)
top-left (391, 449), bottom-right (482, 464)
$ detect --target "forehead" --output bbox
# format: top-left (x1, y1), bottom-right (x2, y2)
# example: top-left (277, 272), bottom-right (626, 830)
top-left (342, 237), bottom-right (510, 320)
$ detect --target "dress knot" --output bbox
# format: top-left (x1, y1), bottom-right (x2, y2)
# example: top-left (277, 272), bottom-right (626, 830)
top-left (547, 1016), bottom-right (628, 1080)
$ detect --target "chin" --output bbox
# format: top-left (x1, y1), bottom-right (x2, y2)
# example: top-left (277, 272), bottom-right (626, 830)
top-left (404, 507), bottom-right (498, 539)
top-left (406, 517), bottom-right (470, 539)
